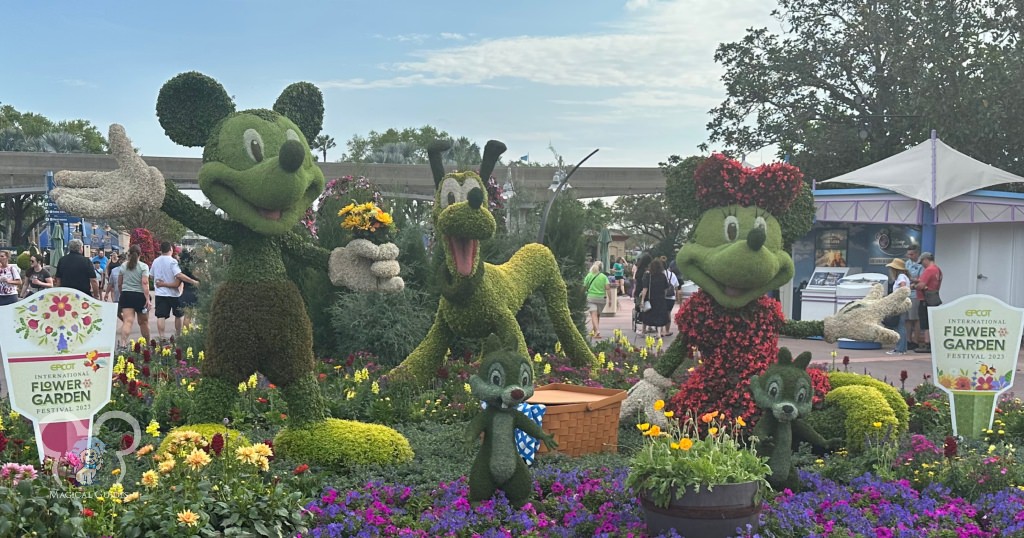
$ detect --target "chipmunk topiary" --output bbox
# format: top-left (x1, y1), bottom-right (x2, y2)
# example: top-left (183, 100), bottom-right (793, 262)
top-left (52, 72), bottom-right (411, 466)
top-left (465, 334), bottom-right (557, 507)
top-left (390, 140), bottom-right (596, 385)
top-left (749, 347), bottom-right (840, 491)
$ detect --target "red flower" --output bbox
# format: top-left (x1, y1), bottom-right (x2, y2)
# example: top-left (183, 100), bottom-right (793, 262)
top-left (0, 431), bottom-right (8, 453)
top-left (900, 370), bottom-right (909, 382)
top-left (944, 436), bottom-right (958, 459)
top-left (210, 433), bottom-right (225, 456)
top-left (257, 397), bottom-right (269, 404)
top-left (82, 316), bottom-right (92, 326)
top-left (175, 348), bottom-right (182, 360)
top-left (49, 295), bottom-right (72, 317)
top-left (28, 319), bottom-right (39, 330)
top-left (81, 508), bottom-right (95, 518)
top-left (317, 373), bottom-right (327, 382)
top-left (121, 434), bottom-right (134, 450)
top-left (293, 464), bottom-right (310, 475)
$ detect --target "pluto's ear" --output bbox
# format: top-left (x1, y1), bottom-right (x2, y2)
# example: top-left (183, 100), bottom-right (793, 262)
top-left (428, 140), bottom-right (452, 188)
top-left (156, 72), bottom-right (235, 147)
top-left (273, 82), bottom-right (324, 141)
top-left (479, 140), bottom-right (507, 183)
top-left (794, 351), bottom-right (813, 370)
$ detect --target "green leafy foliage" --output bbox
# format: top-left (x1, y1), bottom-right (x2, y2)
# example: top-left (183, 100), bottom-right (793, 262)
top-left (155, 71), bottom-right (235, 147)
top-left (273, 82), bottom-right (324, 142)
top-left (328, 288), bottom-right (435, 368)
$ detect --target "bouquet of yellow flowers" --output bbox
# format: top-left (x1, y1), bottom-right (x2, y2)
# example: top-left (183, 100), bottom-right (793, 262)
top-left (338, 201), bottom-right (396, 243)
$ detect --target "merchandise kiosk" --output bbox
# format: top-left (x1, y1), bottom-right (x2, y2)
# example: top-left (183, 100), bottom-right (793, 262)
top-left (799, 267), bottom-right (850, 321)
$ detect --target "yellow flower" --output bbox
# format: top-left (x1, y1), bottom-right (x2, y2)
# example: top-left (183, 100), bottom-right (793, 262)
top-left (177, 509), bottom-right (200, 527)
top-left (872, 421), bottom-right (883, 428)
top-left (251, 443), bottom-right (273, 458)
top-left (111, 468), bottom-right (121, 476)
top-left (677, 438), bottom-right (693, 451)
top-left (637, 423), bottom-right (651, 432)
top-left (0, 416), bottom-right (4, 432)
top-left (543, 363), bottom-right (552, 375)
top-left (236, 445), bottom-right (259, 465)
top-left (377, 211), bottom-right (394, 225)
top-left (464, 383), bottom-right (472, 393)
top-left (141, 470), bottom-right (159, 488)
top-left (643, 425), bottom-right (662, 437)
top-left (554, 341), bottom-right (562, 354)
top-left (533, 353), bottom-right (543, 363)
top-left (137, 337), bottom-right (147, 346)
top-left (107, 483), bottom-right (124, 498)
top-left (136, 444), bottom-right (154, 457)
top-left (371, 381), bottom-right (380, 394)
top-left (158, 458), bottom-right (176, 474)
top-left (736, 416), bottom-right (747, 427)
top-left (186, 347), bottom-right (194, 359)
top-left (185, 448), bottom-right (212, 471)
top-left (663, 411), bottom-right (674, 418)
top-left (187, 383), bottom-right (195, 392)
top-left (238, 382), bottom-right (248, 393)
top-left (198, 351), bottom-right (205, 361)
top-left (247, 374), bottom-right (258, 389)
top-left (709, 427), bottom-right (719, 435)
top-left (123, 492), bottom-right (140, 503)
top-left (653, 400), bottom-right (665, 411)
top-left (145, 420), bottom-right (160, 438)
top-left (338, 203), bottom-right (356, 216)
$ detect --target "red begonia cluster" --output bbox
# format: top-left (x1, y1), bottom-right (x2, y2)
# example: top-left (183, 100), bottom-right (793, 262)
top-left (669, 290), bottom-right (784, 425)
top-left (694, 154), bottom-right (804, 213)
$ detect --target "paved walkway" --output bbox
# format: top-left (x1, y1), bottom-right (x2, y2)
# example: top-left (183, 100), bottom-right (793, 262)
top-left (591, 296), bottom-right (1024, 389)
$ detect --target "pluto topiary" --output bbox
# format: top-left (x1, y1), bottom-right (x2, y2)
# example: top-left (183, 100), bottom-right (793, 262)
top-left (389, 140), bottom-right (596, 385)
top-left (274, 418), bottom-right (414, 467)
top-left (52, 71), bottom-right (407, 466)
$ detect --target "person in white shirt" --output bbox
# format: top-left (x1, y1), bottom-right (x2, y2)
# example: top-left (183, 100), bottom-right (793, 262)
top-left (150, 242), bottom-right (199, 339)
top-left (0, 251), bottom-right (23, 306)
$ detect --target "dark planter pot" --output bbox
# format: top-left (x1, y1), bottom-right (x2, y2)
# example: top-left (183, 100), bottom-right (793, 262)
top-left (640, 481), bottom-right (762, 538)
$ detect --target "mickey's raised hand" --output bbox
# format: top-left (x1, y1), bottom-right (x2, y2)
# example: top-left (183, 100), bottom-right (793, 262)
top-left (824, 284), bottom-right (911, 346)
top-left (329, 239), bottom-right (405, 292)
top-left (51, 124), bottom-right (166, 218)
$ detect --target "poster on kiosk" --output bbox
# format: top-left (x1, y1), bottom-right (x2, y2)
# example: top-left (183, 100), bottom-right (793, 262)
top-left (0, 288), bottom-right (116, 463)
top-left (929, 295), bottom-right (1024, 438)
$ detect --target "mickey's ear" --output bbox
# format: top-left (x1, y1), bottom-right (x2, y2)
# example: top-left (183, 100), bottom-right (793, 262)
top-left (156, 72), bottom-right (235, 147)
top-left (776, 347), bottom-right (792, 365)
top-left (482, 333), bottom-right (504, 355)
top-left (274, 82), bottom-right (324, 141)
top-left (794, 351), bottom-right (813, 370)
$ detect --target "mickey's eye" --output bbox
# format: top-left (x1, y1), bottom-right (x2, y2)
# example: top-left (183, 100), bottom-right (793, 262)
top-left (440, 178), bottom-right (464, 208)
top-left (768, 381), bottom-right (779, 398)
top-left (519, 364), bottom-right (532, 387)
top-left (754, 216), bottom-right (767, 232)
top-left (285, 129), bottom-right (300, 143)
top-left (244, 129), bottom-right (265, 163)
top-left (489, 365), bottom-right (505, 386)
top-left (724, 215), bottom-right (739, 242)
top-left (797, 387), bottom-right (808, 403)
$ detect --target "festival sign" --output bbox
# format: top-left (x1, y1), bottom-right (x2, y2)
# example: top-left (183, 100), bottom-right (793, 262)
top-left (0, 288), bottom-right (117, 463)
top-left (929, 295), bottom-right (1024, 438)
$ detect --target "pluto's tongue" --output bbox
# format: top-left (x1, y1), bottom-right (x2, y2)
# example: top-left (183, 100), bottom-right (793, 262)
top-left (258, 208), bottom-right (282, 220)
top-left (448, 237), bottom-right (477, 276)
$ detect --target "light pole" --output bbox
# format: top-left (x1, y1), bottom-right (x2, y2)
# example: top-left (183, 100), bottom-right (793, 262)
top-left (536, 148), bottom-right (599, 244)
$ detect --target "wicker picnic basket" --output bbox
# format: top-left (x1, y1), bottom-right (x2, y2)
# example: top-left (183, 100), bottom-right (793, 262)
top-left (528, 383), bottom-right (627, 457)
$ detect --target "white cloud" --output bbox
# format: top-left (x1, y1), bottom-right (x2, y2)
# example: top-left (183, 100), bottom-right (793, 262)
top-left (440, 32), bottom-right (468, 41)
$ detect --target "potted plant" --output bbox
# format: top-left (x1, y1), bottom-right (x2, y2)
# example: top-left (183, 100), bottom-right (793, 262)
top-left (626, 401), bottom-right (770, 537)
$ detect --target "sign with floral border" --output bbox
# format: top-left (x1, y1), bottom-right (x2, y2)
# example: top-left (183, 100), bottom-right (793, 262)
top-left (14, 291), bottom-right (103, 353)
top-left (0, 288), bottom-right (117, 463)
top-left (929, 295), bottom-right (1024, 438)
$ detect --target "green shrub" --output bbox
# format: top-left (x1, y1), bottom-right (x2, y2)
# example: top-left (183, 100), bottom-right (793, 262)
top-left (829, 371), bottom-right (909, 433)
top-left (781, 320), bottom-right (824, 339)
top-left (824, 385), bottom-right (898, 452)
top-left (328, 288), bottom-right (434, 368)
top-left (274, 418), bottom-right (414, 467)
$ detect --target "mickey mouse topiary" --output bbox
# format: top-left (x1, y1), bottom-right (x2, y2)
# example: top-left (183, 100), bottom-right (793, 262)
top-left (52, 71), bottom-right (409, 466)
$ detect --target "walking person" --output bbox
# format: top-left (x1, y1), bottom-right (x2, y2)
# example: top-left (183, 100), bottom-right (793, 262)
top-left (904, 247), bottom-right (924, 349)
top-left (663, 262), bottom-right (680, 319)
top-left (613, 257), bottom-right (626, 295)
top-left (151, 242), bottom-right (199, 339)
top-left (0, 251), bottom-right (23, 306)
top-left (55, 239), bottom-right (98, 298)
top-left (632, 253), bottom-right (654, 335)
top-left (885, 258), bottom-right (912, 355)
top-left (913, 252), bottom-right (942, 354)
top-left (22, 254), bottom-right (54, 297)
top-left (584, 261), bottom-right (610, 339)
top-left (117, 244), bottom-right (151, 347)
top-left (642, 258), bottom-right (672, 338)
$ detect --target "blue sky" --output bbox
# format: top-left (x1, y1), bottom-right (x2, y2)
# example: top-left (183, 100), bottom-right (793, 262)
top-left (3, 0), bottom-right (778, 167)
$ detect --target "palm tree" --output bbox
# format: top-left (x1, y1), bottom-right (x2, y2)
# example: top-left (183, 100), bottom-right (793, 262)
top-left (368, 141), bottom-right (419, 164)
top-left (40, 131), bottom-right (86, 153)
top-left (443, 137), bottom-right (482, 170)
top-left (312, 134), bottom-right (336, 162)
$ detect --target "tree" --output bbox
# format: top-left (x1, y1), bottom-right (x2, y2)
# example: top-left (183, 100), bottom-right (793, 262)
top-left (612, 194), bottom-right (686, 258)
top-left (311, 134), bottom-right (336, 162)
top-left (706, 0), bottom-right (1024, 184)
top-left (343, 126), bottom-right (450, 163)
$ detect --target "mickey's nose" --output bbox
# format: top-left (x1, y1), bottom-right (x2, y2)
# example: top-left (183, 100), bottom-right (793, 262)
top-left (279, 139), bottom-right (305, 173)
top-left (747, 226), bottom-right (766, 251)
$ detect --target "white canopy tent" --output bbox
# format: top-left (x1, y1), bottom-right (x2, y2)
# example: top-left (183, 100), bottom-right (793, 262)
top-left (819, 134), bottom-right (1024, 208)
